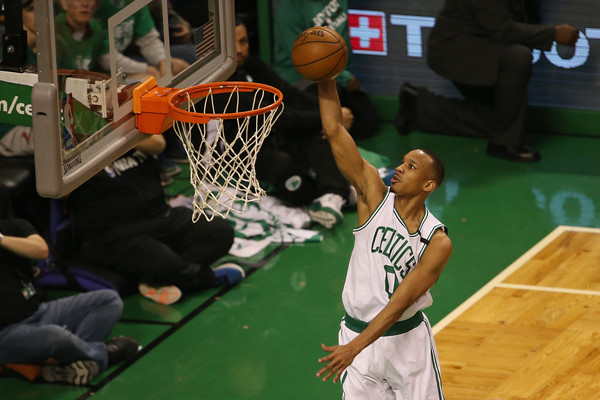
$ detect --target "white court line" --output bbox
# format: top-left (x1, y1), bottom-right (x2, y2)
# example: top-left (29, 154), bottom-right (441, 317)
top-left (496, 283), bottom-right (600, 297)
top-left (432, 225), bottom-right (600, 335)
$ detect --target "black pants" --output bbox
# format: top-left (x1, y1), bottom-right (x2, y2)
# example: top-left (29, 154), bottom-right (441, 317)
top-left (78, 207), bottom-right (234, 290)
top-left (0, 156), bottom-right (48, 234)
top-left (416, 44), bottom-right (533, 146)
top-left (256, 134), bottom-right (349, 207)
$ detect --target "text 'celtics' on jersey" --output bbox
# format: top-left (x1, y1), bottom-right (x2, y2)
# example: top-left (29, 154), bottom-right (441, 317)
top-left (342, 188), bottom-right (447, 323)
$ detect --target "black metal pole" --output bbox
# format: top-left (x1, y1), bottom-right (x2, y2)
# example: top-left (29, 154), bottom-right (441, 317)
top-left (1, 0), bottom-right (29, 72)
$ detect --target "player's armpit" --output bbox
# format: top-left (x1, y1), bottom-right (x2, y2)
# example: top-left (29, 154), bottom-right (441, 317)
top-left (354, 162), bottom-right (388, 218)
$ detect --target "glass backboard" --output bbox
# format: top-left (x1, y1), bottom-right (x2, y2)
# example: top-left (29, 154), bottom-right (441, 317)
top-left (30, 0), bottom-right (236, 197)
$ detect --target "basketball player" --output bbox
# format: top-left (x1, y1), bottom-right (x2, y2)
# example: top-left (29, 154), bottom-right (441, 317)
top-left (315, 78), bottom-right (452, 399)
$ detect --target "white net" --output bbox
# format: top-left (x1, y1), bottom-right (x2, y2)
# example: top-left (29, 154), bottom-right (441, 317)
top-left (172, 84), bottom-right (284, 222)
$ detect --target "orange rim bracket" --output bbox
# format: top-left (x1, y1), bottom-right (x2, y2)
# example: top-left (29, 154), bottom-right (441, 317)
top-left (133, 77), bottom-right (177, 134)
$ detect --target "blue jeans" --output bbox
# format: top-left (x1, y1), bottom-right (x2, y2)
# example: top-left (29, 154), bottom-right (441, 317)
top-left (0, 289), bottom-right (123, 370)
top-left (171, 44), bottom-right (196, 65)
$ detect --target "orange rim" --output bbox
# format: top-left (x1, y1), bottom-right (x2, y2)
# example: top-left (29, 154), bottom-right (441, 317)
top-left (167, 81), bottom-right (284, 124)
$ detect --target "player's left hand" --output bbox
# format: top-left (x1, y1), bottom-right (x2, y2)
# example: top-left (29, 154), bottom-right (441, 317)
top-left (316, 343), bottom-right (358, 383)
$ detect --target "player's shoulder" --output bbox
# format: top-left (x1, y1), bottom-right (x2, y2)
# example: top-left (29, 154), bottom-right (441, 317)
top-left (430, 228), bottom-right (452, 254)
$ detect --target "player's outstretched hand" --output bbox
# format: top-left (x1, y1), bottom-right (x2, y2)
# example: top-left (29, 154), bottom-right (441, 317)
top-left (316, 343), bottom-right (358, 383)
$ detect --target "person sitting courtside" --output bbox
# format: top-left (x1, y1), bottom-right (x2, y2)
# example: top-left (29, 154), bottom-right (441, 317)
top-left (0, 216), bottom-right (139, 385)
top-left (67, 134), bottom-right (244, 305)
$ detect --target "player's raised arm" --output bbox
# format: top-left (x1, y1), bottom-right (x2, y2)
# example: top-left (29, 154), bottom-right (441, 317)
top-left (318, 79), bottom-right (386, 207)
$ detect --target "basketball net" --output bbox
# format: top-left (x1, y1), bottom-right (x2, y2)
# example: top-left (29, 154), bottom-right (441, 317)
top-left (172, 85), bottom-right (284, 222)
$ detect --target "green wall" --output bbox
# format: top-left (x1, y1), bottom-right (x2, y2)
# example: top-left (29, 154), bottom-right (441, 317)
top-left (371, 95), bottom-right (600, 138)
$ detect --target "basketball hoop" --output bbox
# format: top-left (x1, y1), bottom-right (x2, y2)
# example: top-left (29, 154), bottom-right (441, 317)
top-left (133, 78), bottom-right (284, 222)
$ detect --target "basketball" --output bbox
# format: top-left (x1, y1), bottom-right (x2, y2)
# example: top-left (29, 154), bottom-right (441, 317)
top-left (292, 26), bottom-right (348, 82)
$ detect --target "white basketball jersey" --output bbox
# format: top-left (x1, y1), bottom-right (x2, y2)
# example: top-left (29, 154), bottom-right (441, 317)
top-left (342, 188), bottom-right (447, 323)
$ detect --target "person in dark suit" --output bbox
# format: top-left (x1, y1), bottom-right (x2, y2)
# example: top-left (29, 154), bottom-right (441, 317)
top-left (395, 0), bottom-right (579, 162)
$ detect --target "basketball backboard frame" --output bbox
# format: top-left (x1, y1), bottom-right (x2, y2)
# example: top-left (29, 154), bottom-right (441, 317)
top-left (31, 0), bottom-right (236, 198)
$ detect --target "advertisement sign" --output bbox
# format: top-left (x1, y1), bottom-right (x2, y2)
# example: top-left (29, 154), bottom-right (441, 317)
top-left (347, 0), bottom-right (600, 110)
top-left (0, 73), bottom-right (37, 126)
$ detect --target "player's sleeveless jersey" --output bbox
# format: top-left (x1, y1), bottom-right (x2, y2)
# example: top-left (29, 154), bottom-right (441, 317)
top-left (342, 188), bottom-right (447, 323)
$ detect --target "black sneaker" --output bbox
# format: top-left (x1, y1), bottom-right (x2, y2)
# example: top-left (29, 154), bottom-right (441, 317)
top-left (486, 143), bottom-right (541, 163)
top-left (106, 336), bottom-right (140, 366)
top-left (395, 83), bottom-right (418, 135)
top-left (41, 360), bottom-right (100, 386)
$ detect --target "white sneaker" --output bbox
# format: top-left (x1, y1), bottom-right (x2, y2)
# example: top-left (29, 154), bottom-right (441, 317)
top-left (346, 185), bottom-right (358, 208)
top-left (41, 360), bottom-right (100, 386)
top-left (308, 193), bottom-right (345, 229)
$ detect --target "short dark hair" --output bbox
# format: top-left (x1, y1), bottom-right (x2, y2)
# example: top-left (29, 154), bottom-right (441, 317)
top-left (419, 148), bottom-right (445, 187)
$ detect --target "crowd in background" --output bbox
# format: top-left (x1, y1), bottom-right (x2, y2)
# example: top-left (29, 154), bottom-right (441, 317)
top-left (0, 0), bottom-right (580, 388)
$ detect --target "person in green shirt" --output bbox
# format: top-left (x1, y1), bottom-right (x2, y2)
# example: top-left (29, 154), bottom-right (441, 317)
top-left (272, 0), bottom-right (377, 139)
top-left (94, 0), bottom-right (188, 78)
top-left (55, 0), bottom-right (110, 72)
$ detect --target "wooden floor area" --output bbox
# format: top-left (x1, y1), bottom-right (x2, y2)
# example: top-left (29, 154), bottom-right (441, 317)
top-left (433, 226), bottom-right (600, 400)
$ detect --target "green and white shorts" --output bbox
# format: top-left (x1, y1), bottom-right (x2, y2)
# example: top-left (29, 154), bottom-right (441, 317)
top-left (338, 312), bottom-right (445, 400)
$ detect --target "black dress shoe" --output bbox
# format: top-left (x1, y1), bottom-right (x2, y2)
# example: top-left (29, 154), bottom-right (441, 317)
top-left (106, 336), bottom-right (140, 366)
top-left (394, 83), bottom-right (418, 135)
top-left (486, 143), bottom-right (541, 163)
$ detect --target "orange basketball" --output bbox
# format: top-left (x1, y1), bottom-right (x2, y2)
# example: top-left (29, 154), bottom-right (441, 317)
top-left (292, 26), bottom-right (348, 82)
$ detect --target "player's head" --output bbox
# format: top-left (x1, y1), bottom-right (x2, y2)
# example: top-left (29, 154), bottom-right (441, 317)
top-left (419, 148), bottom-right (445, 188)
top-left (391, 148), bottom-right (445, 197)
top-left (235, 17), bottom-right (250, 68)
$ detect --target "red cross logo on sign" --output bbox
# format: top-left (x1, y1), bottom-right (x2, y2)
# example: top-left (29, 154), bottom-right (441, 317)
top-left (348, 10), bottom-right (387, 56)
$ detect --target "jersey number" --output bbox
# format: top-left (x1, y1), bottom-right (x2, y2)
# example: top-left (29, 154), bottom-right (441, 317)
top-left (384, 264), bottom-right (399, 299)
